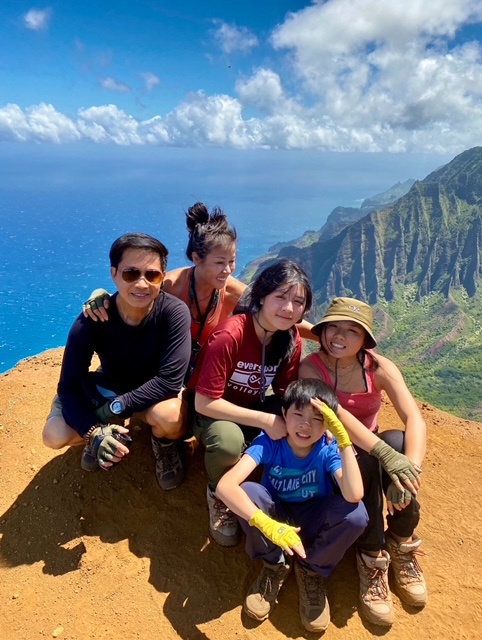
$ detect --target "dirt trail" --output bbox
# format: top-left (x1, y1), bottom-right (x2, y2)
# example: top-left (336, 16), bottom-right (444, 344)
top-left (1, 349), bottom-right (481, 639)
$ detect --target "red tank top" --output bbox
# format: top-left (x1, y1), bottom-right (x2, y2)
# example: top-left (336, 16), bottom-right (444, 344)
top-left (178, 267), bottom-right (236, 346)
top-left (305, 351), bottom-right (381, 432)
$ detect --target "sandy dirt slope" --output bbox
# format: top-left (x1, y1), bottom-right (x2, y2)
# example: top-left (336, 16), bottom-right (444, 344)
top-left (1, 349), bottom-right (482, 639)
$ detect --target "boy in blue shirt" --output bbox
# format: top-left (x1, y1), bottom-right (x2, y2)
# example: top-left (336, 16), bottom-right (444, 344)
top-left (216, 378), bottom-right (368, 632)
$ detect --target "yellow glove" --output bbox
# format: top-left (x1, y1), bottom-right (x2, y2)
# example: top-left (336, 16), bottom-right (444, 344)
top-left (311, 399), bottom-right (352, 448)
top-left (249, 509), bottom-right (301, 550)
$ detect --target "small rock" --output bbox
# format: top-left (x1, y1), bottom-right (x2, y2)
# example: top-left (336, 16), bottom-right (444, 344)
top-left (53, 479), bottom-right (58, 484)
top-left (52, 626), bottom-right (64, 637)
top-left (12, 593), bottom-right (19, 599)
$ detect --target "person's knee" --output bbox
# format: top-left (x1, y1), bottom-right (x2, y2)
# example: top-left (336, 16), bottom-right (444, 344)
top-left (348, 501), bottom-right (370, 534)
top-left (146, 398), bottom-right (186, 439)
top-left (42, 418), bottom-right (76, 449)
top-left (206, 423), bottom-right (245, 459)
top-left (379, 429), bottom-right (405, 452)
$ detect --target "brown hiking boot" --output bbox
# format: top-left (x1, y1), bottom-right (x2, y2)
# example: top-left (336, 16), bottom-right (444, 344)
top-left (244, 559), bottom-right (291, 621)
top-left (294, 561), bottom-right (330, 632)
top-left (386, 533), bottom-right (427, 607)
top-left (206, 486), bottom-right (241, 546)
top-left (356, 550), bottom-right (394, 626)
top-left (151, 437), bottom-right (185, 490)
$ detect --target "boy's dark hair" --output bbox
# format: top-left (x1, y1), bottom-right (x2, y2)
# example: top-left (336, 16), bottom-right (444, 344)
top-left (282, 378), bottom-right (339, 413)
top-left (109, 233), bottom-right (168, 271)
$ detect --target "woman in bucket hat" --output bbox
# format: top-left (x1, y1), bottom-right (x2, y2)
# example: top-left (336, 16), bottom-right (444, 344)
top-left (299, 297), bottom-right (427, 627)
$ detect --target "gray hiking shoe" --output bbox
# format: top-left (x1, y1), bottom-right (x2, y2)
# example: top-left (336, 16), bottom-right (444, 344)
top-left (356, 550), bottom-right (394, 626)
top-left (294, 561), bottom-right (330, 632)
top-left (80, 444), bottom-right (99, 472)
top-left (206, 485), bottom-right (241, 546)
top-left (151, 437), bottom-right (185, 490)
top-left (244, 559), bottom-right (291, 621)
top-left (385, 533), bottom-right (427, 607)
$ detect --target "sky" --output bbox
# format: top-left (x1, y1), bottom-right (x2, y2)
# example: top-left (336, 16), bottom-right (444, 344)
top-left (1, 0), bottom-right (482, 153)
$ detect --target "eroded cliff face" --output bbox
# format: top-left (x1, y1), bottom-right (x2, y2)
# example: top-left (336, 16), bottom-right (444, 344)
top-left (278, 147), bottom-right (482, 304)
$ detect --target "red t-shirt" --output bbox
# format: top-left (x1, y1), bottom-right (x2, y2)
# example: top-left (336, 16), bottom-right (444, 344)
top-left (191, 313), bottom-right (301, 408)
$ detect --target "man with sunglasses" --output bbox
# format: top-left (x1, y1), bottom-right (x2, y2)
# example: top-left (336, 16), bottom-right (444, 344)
top-left (42, 232), bottom-right (191, 490)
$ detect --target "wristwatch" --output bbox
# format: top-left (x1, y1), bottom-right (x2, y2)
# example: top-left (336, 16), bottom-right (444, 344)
top-left (109, 399), bottom-right (124, 415)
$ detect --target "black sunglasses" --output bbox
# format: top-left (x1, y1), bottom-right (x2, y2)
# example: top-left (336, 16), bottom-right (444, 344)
top-left (121, 268), bottom-right (164, 284)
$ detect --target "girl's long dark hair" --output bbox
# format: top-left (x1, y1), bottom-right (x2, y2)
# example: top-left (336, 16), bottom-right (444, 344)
top-left (241, 258), bottom-right (312, 365)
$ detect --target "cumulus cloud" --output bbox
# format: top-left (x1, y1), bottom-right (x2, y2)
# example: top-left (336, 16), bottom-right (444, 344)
top-left (5, 1), bottom-right (482, 153)
top-left (212, 20), bottom-right (259, 54)
top-left (141, 72), bottom-right (160, 92)
top-left (100, 77), bottom-right (131, 93)
top-left (23, 8), bottom-right (52, 31)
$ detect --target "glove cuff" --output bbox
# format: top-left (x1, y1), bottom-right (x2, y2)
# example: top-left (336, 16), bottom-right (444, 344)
top-left (369, 439), bottom-right (387, 459)
top-left (84, 423), bottom-right (103, 444)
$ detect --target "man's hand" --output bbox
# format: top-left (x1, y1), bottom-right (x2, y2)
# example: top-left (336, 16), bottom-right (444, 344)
top-left (370, 440), bottom-right (421, 494)
top-left (82, 289), bottom-right (111, 322)
top-left (386, 481), bottom-right (412, 516)
top-left (249, 509), bottom-right (306, 558)
top-left (87, 425), bottom-right (131, 469)
top-left (310, 398), bottom-right (352, 448)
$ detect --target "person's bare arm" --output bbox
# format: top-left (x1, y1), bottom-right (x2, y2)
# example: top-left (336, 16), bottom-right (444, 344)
top-left (195, 393), bottom-right (287, 440)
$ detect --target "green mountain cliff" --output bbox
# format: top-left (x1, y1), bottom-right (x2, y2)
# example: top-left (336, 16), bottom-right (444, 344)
top-left (242, 147), bottom-right (482, 420)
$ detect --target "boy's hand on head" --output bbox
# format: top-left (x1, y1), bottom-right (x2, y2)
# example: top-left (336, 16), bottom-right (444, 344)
top-left (249, 509), bottom-right (306, 558)
top-left (310, 398), bottom-right (352, 448)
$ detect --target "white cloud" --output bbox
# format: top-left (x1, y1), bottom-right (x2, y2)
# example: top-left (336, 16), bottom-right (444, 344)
top-left (0, 103), bottom-right (80, 143)
top-left (141, 72), bottom-right (160, 92)
top-left (212, 20), bottom-right (259, 54)
top-left (236, 69), bottom-right (285, 113)
top-left (100, 77), bottom-right (131, 93)
top-left (5, 1), bottom-right (482, 153)
top-left (23, 8), bottom-right (52, 31)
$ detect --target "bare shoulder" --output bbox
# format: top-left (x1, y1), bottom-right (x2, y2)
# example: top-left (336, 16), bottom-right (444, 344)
top-left (372, 352), bottom-right (406, 387)
top-left (163, 267), bottom-right (189, 296)
top-left (299, 354), bottom-right (321, 379)
top-left (225, 276), bottom-right (247, 302)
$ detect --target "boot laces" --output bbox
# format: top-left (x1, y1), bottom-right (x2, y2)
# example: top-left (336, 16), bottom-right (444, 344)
top-left (365, 565), bottom-right (390, 601)
top-left (396, 548), bottom-right (427, 583)
top-left (211, 494), bottom-right (237, 527)
top-left (300, 567), bottom-right (326, 604)
top-left (257, 565), bottom-right (285, 600)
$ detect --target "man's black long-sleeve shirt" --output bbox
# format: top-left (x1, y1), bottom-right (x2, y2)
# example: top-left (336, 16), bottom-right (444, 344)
top-left (57, 291), bottom-right (191, 436)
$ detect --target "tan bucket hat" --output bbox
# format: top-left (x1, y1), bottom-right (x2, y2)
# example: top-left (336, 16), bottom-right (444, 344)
top-left (311, 297), bottom-right (377, 348)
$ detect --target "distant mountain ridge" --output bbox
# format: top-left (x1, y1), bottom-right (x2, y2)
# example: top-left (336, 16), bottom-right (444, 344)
top-left (241, 148), bottom-right (482, 420)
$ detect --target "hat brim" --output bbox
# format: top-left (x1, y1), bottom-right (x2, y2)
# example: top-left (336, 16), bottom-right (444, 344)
top-left (311, 314), bottom-right (377, 349)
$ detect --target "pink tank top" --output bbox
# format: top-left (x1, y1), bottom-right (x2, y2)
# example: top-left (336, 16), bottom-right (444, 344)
top-left (178, 267), bottom-right (234, 346)
top-left (305, 351), bottom-right (381, 432)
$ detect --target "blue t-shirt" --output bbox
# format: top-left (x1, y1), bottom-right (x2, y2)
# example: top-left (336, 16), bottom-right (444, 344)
top-left (245, 433), bottom-right (342, 502)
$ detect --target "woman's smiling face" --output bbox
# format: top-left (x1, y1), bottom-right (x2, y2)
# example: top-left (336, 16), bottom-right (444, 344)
top-left (258, 282), bottom-right (307, 333)
top-left (321, 320), bottom-right (366, 359)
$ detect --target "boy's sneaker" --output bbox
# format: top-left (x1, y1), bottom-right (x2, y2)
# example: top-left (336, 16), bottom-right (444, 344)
top-left (151, 437), bottom-right (185, 490)
top-left (294, 561), bottom-right (330, 632)
top-left (356, 550), bottom-right (394, 626)
top-left (244, 559), bottom-right (291, 621)
top-left (206, 486), bottom-right (241, 546)
top-left (385, 533), bottom-right (427, 607)
top-left (80, 444), bottom-right (99, 472)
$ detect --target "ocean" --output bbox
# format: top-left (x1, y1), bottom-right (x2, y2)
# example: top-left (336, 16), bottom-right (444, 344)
top-left (0, 144), bottom-right (451, 373)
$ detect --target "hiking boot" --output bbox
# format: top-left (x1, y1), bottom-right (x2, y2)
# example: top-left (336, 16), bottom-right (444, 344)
top-left (244, 559), bottom-right (291, 621)
top-left (80, 443), bottom-right (99, 472)
top-left (206, 485), bottom-right (241, 546)
top-left (356, 550), bottom-right (394, 626)
top-left (386, 533), bottom-right (427, 607)
top-left (151, 437), bottom-right (185, 490)
top-left (294, 561), bottom-right (330, 632)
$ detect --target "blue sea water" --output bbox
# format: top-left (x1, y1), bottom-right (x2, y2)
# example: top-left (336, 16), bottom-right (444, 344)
top-left (0, 145), bottom-right (451, 373)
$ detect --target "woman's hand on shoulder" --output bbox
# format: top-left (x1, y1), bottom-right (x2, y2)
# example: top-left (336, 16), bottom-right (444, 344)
top-left (82, 289), bottom-right (111, 322)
